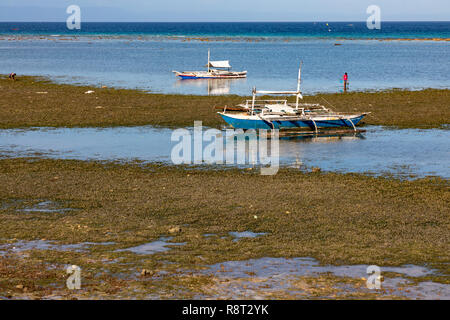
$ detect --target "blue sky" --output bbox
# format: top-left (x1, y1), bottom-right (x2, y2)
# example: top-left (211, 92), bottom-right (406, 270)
top-left (0, 0), bottom-right (449, 22)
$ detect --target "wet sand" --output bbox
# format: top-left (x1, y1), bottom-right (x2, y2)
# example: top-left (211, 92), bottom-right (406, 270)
top-left (0, 75), bottom-right (449, 129)
top-left (0, 75), bottom-right (448, 299)
top-left (0, 159), bottom-right (448, 299)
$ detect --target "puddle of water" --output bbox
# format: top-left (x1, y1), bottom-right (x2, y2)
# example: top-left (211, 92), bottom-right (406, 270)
top-left (0, 199), bottom-right (23, 210)
top-left (229, 231), bottom-right (267, 242)
top-left (203, 234), bottom-right (217, 238)
top-left (20, 201), bottom-right (75, 213)
top-left (0, 240), bottom-right (115, 255)
top-left (116, 237), bottom-right (185, 255)
top-left (0, 126), bottom-right (448, 178)
top-left (410, 282), bottom-right (450, 300)
top-left (201, 257), bottom-right (449, 299)
top-left (206, 257), bottom-right (436, 279)
top-left (1, 199), bottom-right (77, 214)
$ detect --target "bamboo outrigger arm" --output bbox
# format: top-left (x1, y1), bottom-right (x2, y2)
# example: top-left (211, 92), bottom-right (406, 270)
top-left (347, 117), bottom-right (357, 132)
top-left (311, 118), bottom-right (318, 133)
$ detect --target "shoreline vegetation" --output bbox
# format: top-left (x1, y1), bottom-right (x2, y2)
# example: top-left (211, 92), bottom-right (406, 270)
top-left (0, 158), bottom-right (448, 299)
top-left (0, 75), bottom-right (449, 129)
top-left (0, 74), bottom-right (448, 299)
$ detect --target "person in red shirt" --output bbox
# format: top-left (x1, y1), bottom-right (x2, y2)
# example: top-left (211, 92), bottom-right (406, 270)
top-left (342, 72), bottom-right (348, 92)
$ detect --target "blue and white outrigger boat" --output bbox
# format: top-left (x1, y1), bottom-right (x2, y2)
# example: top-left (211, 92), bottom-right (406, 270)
top-left (218, 64), bottom-right (368, 131)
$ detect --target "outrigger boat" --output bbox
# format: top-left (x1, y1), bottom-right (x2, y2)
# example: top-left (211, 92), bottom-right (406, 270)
top-left (217, 63), bottom-right (368, 131)
top-left (172, 50), bottom-right (247, 79)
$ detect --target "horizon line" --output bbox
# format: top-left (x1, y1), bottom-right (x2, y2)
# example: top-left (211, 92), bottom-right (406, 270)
top-left (0, 20), bottom-right (449, 23)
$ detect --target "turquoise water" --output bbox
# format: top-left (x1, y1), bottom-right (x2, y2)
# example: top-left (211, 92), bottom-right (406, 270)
top-left (0, 22), bottom-right (448, 94)
top-left (1, 22), bottom-right (449, 39)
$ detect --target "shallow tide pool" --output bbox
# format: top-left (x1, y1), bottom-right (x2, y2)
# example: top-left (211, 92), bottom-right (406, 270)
top-left (0, 125), bottom-right (448, 179)
top-left (200, 257), bottom-right (450, 300)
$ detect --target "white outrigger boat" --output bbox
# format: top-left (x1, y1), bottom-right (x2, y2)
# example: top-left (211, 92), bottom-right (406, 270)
top-left (172, 50), bottom-right (247, 79)
top-left (217, 63), bottom-right (368, 131)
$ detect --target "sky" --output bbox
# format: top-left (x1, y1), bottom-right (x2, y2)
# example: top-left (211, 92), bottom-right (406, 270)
top-left (0, 0), bottom-right (449, 22)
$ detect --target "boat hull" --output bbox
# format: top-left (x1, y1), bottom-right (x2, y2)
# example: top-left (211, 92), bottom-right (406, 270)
top-left (218, 113), bottom-right (366, 130)
top-left (178, 74), bottom-right (246, 79)
top-left (173, 70), bottom-right (247, 79)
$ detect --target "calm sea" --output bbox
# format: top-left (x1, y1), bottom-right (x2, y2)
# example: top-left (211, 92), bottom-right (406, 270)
top-left (0, 22), bottom-right (449, 95)
top-left (1, 22), bottom-right (450, 39)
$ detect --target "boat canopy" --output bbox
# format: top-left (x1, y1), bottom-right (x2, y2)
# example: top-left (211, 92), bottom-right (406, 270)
top-left (208, 60), bottom-right (231, 68)
top-left (255, 90), bottom-right (301, 95)
top-left (250, 61), bottom-right (304, 113)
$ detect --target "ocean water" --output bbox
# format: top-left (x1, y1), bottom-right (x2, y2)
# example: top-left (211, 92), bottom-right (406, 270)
top-left (0, 22), bottom-right (449, 95)
top-left (1, 22), bottom-right (449, 39)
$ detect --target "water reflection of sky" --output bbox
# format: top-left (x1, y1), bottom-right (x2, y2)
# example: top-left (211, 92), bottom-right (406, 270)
top-left (0, 126), bottom-right (448, 179)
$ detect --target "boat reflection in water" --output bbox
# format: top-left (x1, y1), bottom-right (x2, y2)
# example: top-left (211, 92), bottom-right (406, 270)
top-left (223, 128), bottom-right (366, 169)
top-left (229, 128), bottom-right (366, 141)
top-left (174, 78), bottom-right (246, 95)
top-left (277, 131), bottom-right (366, 168)
top-left (278, 130), bottom-right (365, 142)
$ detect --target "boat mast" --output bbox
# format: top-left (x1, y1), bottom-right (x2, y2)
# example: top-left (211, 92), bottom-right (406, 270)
top-left (207, 49), bottom-right (210, 73)
top-left (251, 87), bottom-right (256, 116)
top-left (296, 61), bottom-right (303, 110)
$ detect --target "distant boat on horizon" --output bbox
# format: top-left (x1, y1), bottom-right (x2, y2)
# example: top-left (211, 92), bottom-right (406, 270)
top-left (172, 49), bottom-right (247, 79)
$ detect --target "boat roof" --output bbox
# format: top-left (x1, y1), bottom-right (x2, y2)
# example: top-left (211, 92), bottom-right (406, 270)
top-left (208, 60), bottom-right (231, 68)
top-left (256, 90), bottom-right (301, 95)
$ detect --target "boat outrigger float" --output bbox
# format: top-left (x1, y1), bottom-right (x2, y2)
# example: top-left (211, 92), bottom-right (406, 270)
top-left (217, 63), bottom-right (368, 131)
top-left (173, 50), bottom-right (247, 79)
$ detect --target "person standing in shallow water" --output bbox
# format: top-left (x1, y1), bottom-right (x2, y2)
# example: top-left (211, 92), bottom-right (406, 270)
top-left (342, 72), bottom-right (348, 92)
